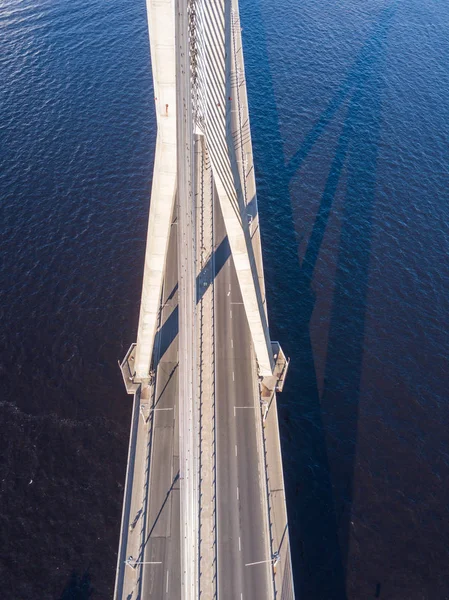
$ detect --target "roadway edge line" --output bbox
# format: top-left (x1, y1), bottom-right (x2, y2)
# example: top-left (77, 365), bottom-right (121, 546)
top-left (139, 281), bottom-right (165, 598)
top-left (113, 386), bottom-right (141, 600)
top-left (251, 343), bottom-right (276, 600)
top-left (212, 184), bottom-right (219, 600)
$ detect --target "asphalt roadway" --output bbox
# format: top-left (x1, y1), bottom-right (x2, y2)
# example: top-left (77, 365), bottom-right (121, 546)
top-left (119, 183), bottom-right (271, 600)
top-left (214, 202), bottom-right (272, 600)
top-left (136, 197), bottom-right (271, 600)
top-left (141, 215), bottom-right (181, 600)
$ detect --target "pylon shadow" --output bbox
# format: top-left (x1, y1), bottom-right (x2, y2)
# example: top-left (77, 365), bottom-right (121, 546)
top-left (245, 2), bottom-right (397, 598)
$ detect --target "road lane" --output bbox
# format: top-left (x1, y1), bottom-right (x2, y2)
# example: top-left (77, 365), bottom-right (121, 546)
top-left (141, 212), bottom-right (181, 600)
top-left (215, 200), bottom-right (271, 600)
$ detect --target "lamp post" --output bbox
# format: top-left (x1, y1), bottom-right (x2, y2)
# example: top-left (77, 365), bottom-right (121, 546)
top-left (125, 556), bottom-right (162, 570)
top-left (245, 552), bottom-right (280, 568)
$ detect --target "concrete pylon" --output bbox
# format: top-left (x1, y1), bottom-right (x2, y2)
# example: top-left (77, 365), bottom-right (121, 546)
top-left (135, 0), bottom-right (273, 379)
top-left (134, 0), bottom-right (177, 380)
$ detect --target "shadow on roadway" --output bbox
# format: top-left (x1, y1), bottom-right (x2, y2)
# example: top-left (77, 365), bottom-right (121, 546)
top-left (154, 235), bottom-right (231, 368)
top-left (134, 471), bottom-right (180, 565)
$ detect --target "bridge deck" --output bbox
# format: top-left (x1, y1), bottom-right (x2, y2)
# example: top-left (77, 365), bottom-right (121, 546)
top-left (115, 180), bottom-right (294, 600)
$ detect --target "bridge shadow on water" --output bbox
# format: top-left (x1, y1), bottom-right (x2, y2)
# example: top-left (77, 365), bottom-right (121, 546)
top-left (247, 2), bottom-right (397, 598)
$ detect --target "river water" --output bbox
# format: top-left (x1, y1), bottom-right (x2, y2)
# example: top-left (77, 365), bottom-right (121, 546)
top-left (1, 0), bottom-right (449, 598)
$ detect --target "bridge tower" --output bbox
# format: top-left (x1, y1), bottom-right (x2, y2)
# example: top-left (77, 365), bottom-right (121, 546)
top-left (133, 0), bottom-right (274, 383)
top-left (116, 2), bottom-right (293, 600)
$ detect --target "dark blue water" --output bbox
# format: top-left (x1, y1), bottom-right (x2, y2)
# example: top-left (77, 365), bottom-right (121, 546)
top-left (1, 0), bottom-right (449, 598)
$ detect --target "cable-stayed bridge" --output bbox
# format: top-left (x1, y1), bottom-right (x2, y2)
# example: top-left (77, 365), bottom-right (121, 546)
top-left (114, 1), bottom-right (294, 598)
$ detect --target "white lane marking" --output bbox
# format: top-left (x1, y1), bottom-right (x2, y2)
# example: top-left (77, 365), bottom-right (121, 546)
top-left (232, 371), bottom-right (235, 381)
top-left (166, 570), bottom-right (169, 593)
top-left (234, 406), bottom-right (236, 417)
top-left (229, 283), bottom-right (231, 291)
top-left (235, 444), bottom-right (238, 457)
top-left (149, 407), bottom-right (173, 411)
top-left (234, 406), bottom-right (256, 409)
top-left (236, 487), bottom-right (239, 500)
top-left (230, 309), bottom-right (233, 319)
top-left (231, 338), bottom-right (234, 348)
top-left (239, 537), bottom-right (241, 552)
top-left (241, 594), bottom-right (243, 600)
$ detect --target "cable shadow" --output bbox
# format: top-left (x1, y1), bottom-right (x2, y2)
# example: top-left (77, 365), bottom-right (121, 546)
top-left (154, 361), bottom-right (179, 408)
top-left (245, 2), bottom-right (397, 598)
top-left (140, 471), bottom-right (180, 557)
top-left (284, 4), bottom-right (396, 181)
top-left (301, 122), bottom-right (351, 283)
top-left (165, 282), bottom-right (178, 304)
top-left (130, 472), bottom-right (180, 599)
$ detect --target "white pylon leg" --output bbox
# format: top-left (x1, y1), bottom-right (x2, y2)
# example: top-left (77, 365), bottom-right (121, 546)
top-left (134, 0), bottom-right (177, 380)
top-left (213, 179), bottom-right (274, 376)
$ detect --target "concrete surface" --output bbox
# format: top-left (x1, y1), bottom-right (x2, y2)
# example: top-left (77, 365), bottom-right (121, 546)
top-left (134, 0), bottom-right (177, 379)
